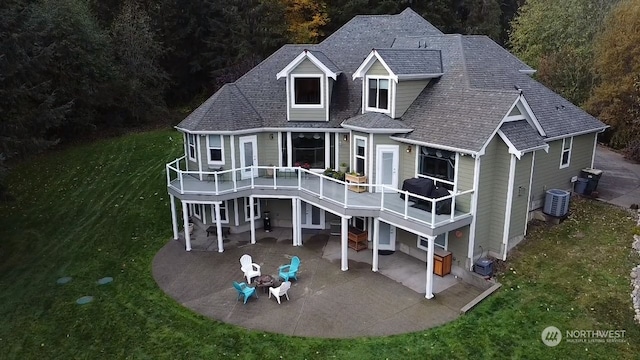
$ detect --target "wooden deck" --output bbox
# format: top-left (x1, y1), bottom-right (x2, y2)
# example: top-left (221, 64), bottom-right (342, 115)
top-left (166, 163), bottom-right (474, 233)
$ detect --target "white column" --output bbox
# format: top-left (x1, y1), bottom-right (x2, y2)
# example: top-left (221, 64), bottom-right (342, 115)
top-left (372, 218), bottom-right (380, 272)
top-left (296, 198), bottom-right (303, 246)
top-left (250, 196), bottom-right (256, 244)
top-left (425, 235), bottom-right (436, 299)
top-left (170, 194), bottom-right (178, 240)
top-left (341, 216), bottom-right (349, 271)
top-left (291, 198), bottom-right (298, 246)
top-left (214, 202), bottom-right (224, 253)
top-left (182, 201), bottom-right (191, 251)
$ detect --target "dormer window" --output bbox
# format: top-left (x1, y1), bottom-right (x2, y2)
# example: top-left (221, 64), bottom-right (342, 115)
top-left (293, 76), bottom-right (322, 106)
top-left (366, 77), bottom-right (390, 112)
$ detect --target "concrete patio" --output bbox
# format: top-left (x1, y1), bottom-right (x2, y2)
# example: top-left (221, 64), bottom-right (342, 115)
top-left (152, 227), bottom-right (487, 338)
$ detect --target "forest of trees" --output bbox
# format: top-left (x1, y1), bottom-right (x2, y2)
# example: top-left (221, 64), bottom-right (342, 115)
top-left (1, 0), bottom-right (638, 197)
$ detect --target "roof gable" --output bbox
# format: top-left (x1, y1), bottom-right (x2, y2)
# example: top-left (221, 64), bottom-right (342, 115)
top-left (277, 49), bottom-right (340, 80)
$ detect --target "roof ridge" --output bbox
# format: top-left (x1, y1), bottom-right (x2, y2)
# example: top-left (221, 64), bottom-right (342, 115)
top-left (228, 83), bottom-right (263, 125)
top-left (454, 34), bottom-right (471, 90)
top-left (235, 44), bottom-right (310, 84)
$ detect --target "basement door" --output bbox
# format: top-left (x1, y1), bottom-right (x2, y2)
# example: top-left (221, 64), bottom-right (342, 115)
top-left (239, 135), bottom-right (258, 180)
top-left (378, 221), bottom-right (396, 251)
top-left (300, 202), bottom-right (325, 229)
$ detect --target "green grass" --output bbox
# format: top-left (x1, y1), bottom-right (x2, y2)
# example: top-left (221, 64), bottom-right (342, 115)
top-left (0, 130), bottom-right (638, 359)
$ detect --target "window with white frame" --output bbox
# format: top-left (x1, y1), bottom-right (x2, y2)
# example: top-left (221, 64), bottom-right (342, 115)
top-left (366, 77), bottom-right (390, 112)
top-left (187, 133), bottom-right (197, 161)
top-left (206, 135), bottom-right (224, 165)
top-left (292, 75), bottom-right (322, 107)
top-left (291, 132), bottom-right (325, 169)
top-left (418, 147), bottom-right (455, 189)
top-left (354, 136), bottom-right (367, 175)
top-left (210, 201), bottom-right (229, 224)
top-left (351, 216), bottom-right (366, 231)
top-left (190, 203), bottom-right (202, 220)
top-left (417, 233), bottom-right (448, 251)
top-left (243, 197), bottom-right (261, 221)
top-left (560, 137), bottom-right (573, 168)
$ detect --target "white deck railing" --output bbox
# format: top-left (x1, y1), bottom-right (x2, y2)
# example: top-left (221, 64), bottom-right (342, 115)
top-left (166, 159), bottom-right (474, 228)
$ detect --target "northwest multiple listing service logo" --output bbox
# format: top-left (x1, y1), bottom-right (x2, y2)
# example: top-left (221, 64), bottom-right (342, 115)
top-left (541, 326), bottom-right (627, 347)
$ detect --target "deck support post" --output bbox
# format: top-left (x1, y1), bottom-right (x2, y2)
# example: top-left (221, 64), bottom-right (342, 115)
top-left (341, 216), bottom-right (349, 271)
top-left (214, 202), bottom-right (224, 253)
top-left (170, 194), bottom-right (178, 240)
top-left (291, 198), bottom-right (298, 246)
top-left (250, 196), bottom-right (256, 244)
top-left (424, 234), bottom-right (436, 299)
top-left (182, 201), bottom-right (191, 251)
top-left (372, 218), bottom-right (380, 272)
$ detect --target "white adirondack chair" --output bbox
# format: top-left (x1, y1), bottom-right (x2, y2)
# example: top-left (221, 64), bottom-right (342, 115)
top-left (268, 281), bottom-right (291, 304)
top-left (239, 254), bottom-right (261, 284)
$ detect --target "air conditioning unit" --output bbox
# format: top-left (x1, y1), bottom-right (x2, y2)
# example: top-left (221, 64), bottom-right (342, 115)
top-left (543, 189), bottom-right (570, 217)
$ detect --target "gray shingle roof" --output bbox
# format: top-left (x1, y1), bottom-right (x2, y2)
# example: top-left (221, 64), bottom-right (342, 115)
top-left (500, 120), bottom-right (547, 152)
top-left (342, 112), bottom-right (413, 132)
top-left (308, 50), bottom-right (341, 74)
top-left (375, 49), bottom-right (442, 75)
top-left (177, 8), bottom-right (606, 153)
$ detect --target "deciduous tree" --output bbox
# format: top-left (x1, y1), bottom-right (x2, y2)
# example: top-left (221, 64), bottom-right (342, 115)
top-left (585, 0), bottom-right (640, 149)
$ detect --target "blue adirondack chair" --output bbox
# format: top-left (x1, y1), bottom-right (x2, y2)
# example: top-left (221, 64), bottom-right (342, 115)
top-left (278, 256), bottom-right (300, 281)
top-left (233, 281), bottom-right (257, 304)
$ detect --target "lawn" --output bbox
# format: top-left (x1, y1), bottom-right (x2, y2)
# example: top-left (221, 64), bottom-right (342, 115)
top-left (0, 130), bottom-right (638, 359)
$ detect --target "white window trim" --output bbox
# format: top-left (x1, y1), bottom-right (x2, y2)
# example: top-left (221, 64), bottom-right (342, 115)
top-left (211, 201), bottom-right (229, 224)
top-left (559, 137), bottom-right (573, 169)
top-left (290, 74), bottom-right (324, 108)
top-left (243, 197), bottom-right (261, 222)
top-left (187, 133), bottom-right (197, 162)
top-left (353, 135), bottom-right (367, 176)
top-left (418, 233), bottom-right (448, 251)
top-left (206, 134), bottom-right (225, 166)
top-left (364, 76), bottom-right (392, 114)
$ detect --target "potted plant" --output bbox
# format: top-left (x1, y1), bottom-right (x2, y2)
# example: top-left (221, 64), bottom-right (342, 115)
top-left (339, 162), bottom-right (348, 173)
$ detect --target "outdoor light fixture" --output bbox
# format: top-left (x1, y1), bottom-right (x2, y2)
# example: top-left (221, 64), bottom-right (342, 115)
top-left (406, 145), bottom-right (412, 153)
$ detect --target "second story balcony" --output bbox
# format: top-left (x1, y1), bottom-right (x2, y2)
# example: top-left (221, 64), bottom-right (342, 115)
top-left (166, 157), bottom-right (474, 235)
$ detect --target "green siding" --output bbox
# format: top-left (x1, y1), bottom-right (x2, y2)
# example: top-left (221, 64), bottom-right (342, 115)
top-left (367, 60), bottom-right (389, 76)
top-left (289, 107), bottom-right (326, 121)
top-left (455, 155), bottom-right (475, 213)
top-left (291, 59), bottom-right (322, 74)
top-left (395, 80), bottom-right (429, 117)
top-left (509, 152), bottom-right (533, 241)
top-left (530, 133), bottom-right (596, 209)
top-left (474, 136), bottom-right (510, 257)
top-left (257, 132), bottom-right (279, 166)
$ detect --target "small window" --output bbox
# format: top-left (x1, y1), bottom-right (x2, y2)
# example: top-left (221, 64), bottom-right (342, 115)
top-left (244, 197), bottom-right (261, 222)
top-left (187, 134), bottom-right (197, 161)
top-left (207, 135), bottom-right (224, 165)
top-left (211, 201), bottom-right (229, 224)
top-left (417, 233), bottom-right (448, 251)
top-left (560, 137), bottom-right (573, 168)
top-left (366, 77), bottom-right (390, 112)
top-left (294, 77), bottom-right (321, 105)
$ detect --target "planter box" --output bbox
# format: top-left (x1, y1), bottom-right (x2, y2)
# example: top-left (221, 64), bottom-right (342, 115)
top-left (345, 174), bottom-right (368, 193)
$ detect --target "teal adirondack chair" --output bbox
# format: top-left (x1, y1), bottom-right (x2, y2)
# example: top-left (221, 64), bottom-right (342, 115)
top-left (233, 281), bottom-right (257, 304)
top-left (278, 256), bottom-right (300, 282)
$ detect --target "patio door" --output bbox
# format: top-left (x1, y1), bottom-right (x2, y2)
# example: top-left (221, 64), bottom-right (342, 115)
top-left (239, 135), bottom-right (258, 180)
top-left (300, 202), bottom-right (325, 229)
top-left (378, 221), bottom-right (396, 251)
top-left (375, 145), bottom-right (399, 192)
